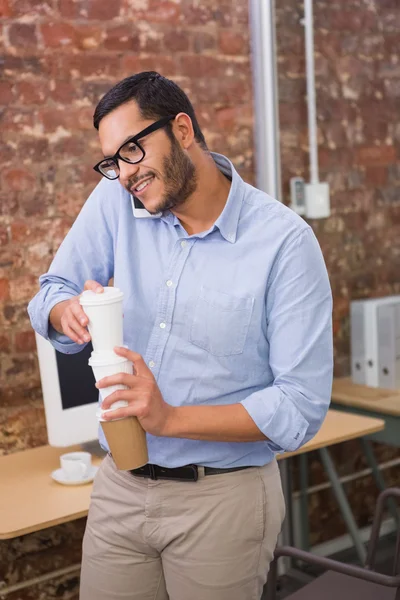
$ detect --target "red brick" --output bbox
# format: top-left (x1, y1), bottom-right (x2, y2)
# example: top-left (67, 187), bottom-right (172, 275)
top-left (180, 55), bottom-right (223, 78)
top-left (1, 55), bottom-right (42, 76)
top-left (16, 80), bottom-right (46, 105)
top-left (51, 135), bottom-right (85, 157)
top-left (19, 137), bottom-right (49, 162)
top-left (356, 145), bottom-right (397, 167)
top-left (139, 31), bottom-right (163, 54)
top-left (0, 192), bottom-right (19, 215)
top-left (58, 0), bottom-right (85, 18)
top-left (219, 30), bottom-right (248, 55)
top-left (122, 0), bottom-right (180, 23)
top-left (14, 330), bottom-right (36, 353)
top-left (9, 0), bottom-right (56, 17)
top-left (9, 275), bottom-right (39, 303)
top-left (10, 221), bottom-right (29, 242)
top-left (0, 278), bottom-right (10, 300)
top-left (0, 0), bottom-right (11, 17)
top-left (215, 105), bottom-right (252, 130)
top-left (163, 30), bottom-right (190, 53)
top-left (180, 3), bottom-right (215, 26)
top-left (74, 25), bottom-right (104, 51)
top-left (104, 25), bottom-right (140, 52)
top-left (0, 334), bottom-right (10, 352)
top-left (0, 80), bottom-right (14, 104)
top-left (8, 23), bottom-right (37, 48)
top-left (38, 107), bottom-right (93, 132)
top-left (315, 8), bottom-right (377, 32)
top-left (2, 168), bottom-right (36, 192)
top-left (87, 0), bottom-right (121, 20)
top-left (0, 108), bottom-right (36, 133)
top-left (59, 54), bottom-right (121, 79)
top-left (40, 23), bottom-right (76, 48)
top-left (214, 4), bottom-right (235, 26)
top-left (48, 80), bottom-right (81, 104)
top-left (319, 148), bottom-right (354, 170)
top-left (145, 0), bottom-right (180, 23)
top-left (193, 31), bottom-right (216, 54)
top-left (0, 224), bottom-right (8, 246)
top-left (365, 167), bottom-right (388, 186)
top-left (81, 80), bottom-right (114, 105)
top-left (121, 55), bottom-right (176, 77)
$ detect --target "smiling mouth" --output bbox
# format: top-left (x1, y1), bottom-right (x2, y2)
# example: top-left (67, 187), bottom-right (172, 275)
top-left (132, 175), bottom-right (155, 194)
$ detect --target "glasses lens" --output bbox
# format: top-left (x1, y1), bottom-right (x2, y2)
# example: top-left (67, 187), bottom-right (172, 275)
top-left (119, 140), bottom-right (144, 164)
top-left (99, 159), bottom-right (119, 180)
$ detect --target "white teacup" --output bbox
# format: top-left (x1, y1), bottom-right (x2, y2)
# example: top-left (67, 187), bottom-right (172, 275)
top-left (60, 451), bottom-right (92, 481)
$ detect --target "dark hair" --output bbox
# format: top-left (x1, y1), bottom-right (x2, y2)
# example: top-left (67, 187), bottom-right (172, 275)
top-left (93, 71), bottom-right (207, 150)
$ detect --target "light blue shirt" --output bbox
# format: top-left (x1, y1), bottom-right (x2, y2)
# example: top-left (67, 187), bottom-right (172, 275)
top-left (28, 153), bottom-right (333, 468)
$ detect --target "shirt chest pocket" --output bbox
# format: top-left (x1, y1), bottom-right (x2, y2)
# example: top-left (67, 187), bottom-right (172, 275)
top-left (190, 287), bottom-right (254, 357)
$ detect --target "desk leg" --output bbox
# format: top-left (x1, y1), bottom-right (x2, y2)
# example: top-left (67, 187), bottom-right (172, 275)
top-left (279, 458), bottom-right (294, 571)
top-left (359, 437), bottom-right (400, 526)
top-left (299, 453), bottom-right (310, 551)
top-left (318, 447), bottom-right (367, 565)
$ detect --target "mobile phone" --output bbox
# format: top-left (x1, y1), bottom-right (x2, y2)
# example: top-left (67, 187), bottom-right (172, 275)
top-left (131, 195), bottom-right (162, 218)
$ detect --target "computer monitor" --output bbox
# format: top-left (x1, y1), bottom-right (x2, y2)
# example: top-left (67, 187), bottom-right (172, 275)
top-left (35, 332), bottom-right (100, 447)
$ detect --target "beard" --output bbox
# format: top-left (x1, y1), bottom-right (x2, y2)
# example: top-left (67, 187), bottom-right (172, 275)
top-left (131, 136), bottom-right (198, 216)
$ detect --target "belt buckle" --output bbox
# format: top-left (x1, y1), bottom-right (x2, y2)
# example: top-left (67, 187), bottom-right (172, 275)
top-left (179, 465), bottom-right (198, 481)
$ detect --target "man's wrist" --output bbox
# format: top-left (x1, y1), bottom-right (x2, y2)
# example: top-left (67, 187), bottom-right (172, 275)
top-left (49, 299), bottom-right (70, 334)
top-left (162, 405), bottom-right (181, 438)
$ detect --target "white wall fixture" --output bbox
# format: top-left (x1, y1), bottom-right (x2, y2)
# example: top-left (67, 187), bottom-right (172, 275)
top-left (302, 0), bottom-right (330, 219)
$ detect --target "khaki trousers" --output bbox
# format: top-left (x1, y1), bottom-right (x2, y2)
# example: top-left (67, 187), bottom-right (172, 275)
top-left (80, 454), bottom-right (285, 600)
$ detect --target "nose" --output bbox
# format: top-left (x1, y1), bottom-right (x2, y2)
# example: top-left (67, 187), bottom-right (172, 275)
top-left (119, 160), bottom-right (140, 185)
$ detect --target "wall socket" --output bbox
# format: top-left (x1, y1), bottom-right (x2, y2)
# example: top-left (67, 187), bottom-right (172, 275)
top-left (290, 177), bottom-right (330, 219)
top-left (290, 177), bottom-right (306, 215)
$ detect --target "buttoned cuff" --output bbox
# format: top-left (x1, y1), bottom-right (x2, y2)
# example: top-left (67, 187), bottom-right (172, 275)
top-left (241, 387), bottom-right (309, 453)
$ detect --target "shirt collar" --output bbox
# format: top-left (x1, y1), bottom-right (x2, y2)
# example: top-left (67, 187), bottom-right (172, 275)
top-left (160, 152), bottom-right (244, 244)
top-left (210, 152), bottom-right (243, 244)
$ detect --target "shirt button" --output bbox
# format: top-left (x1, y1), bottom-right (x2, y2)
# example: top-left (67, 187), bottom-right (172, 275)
top-left (149, 360), bottom-right (155, 368)
top-left (166, 280), bottom-right (173, 287)
top-left (180, 240), bottom-right (187, 248)
top-left (160, 322), bottom-right (166, 329)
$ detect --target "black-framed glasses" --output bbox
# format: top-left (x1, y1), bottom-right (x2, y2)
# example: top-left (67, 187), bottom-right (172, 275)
top-left (93, 114), bottom-right (176, 180)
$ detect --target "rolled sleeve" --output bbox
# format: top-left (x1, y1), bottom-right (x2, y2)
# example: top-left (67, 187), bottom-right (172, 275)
top-left (241, 227), bottom-right (333, 453)
top-left (27, 178), bottom-right (116, 355)
top-left (241, 387), bottom-right (309, 452)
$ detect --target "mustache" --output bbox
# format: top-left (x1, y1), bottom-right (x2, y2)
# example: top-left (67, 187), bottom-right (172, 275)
top-left (127, 172), bottom-right (156, 191)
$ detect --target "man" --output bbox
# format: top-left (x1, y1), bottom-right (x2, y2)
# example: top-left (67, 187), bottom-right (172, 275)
top-left (28, 71), bottom-right (333, 600)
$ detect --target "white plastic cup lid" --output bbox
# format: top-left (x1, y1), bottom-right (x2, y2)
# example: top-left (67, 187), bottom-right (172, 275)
top-left (96, 401), bottom-right (128, 421)
top-left (88, 354), bottom-right (129, 367)
top-left (79, 286), bottom-right (124, 307)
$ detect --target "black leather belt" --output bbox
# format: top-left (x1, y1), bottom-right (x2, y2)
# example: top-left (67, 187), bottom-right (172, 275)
top-left (130, 463), bottom-right (252, 482)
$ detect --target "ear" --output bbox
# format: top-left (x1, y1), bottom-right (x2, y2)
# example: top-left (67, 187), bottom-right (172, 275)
top-left (173, 112), bottom-right (195, 149)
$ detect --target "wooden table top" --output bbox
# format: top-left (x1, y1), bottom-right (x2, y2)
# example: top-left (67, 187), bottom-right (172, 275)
top-left (332, 377), bottom-right (400, 417)
top-left (0, 409), bottom-right (384, 539)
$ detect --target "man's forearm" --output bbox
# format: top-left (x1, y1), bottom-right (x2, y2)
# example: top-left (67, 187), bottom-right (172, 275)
top-left (164, 403), bottom-right (268, 442)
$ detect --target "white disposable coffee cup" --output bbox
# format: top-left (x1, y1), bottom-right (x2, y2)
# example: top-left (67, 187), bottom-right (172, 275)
top-left (60, 451), bottom-right (92, 480)
top-left (88, 351), bottom-right (149, 471)
top-left (79, 286), bottom-right (124, 353)
top-left (89, 354), bottom-right (133, 403)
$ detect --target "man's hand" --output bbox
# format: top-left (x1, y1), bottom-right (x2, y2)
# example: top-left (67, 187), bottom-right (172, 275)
top-left (97, 346), bottom-right (175, 437)
top-left (49, 280), bottom-right (104, 344)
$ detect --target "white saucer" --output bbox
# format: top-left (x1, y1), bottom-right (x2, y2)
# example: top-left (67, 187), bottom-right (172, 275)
top-left (51, 466), bottom-right (98, 486)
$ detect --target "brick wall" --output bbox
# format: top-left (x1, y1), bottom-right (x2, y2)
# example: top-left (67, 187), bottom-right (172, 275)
top-left (0, 0), bottom-right (399, 596)
top-left (276, 0), bottom-right (400, 545)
